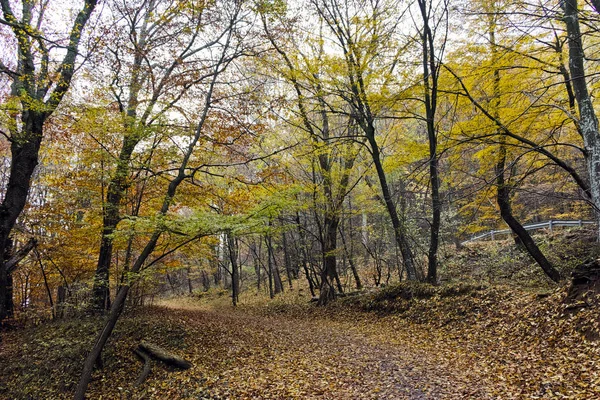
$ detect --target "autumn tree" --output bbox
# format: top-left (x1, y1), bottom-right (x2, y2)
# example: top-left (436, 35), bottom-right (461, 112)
top-left (88, 0), bottom-right (245, 310)
top-left (0, 0), bottom-right (98, 323)
top-left (309, 0), bottom-right (420, 281)
top-left (415, 0), bottom-right (449, 283)
top-left (75, 1), bottom-right (257, 396)
top-left (258, 1), bottom-right (364, 302)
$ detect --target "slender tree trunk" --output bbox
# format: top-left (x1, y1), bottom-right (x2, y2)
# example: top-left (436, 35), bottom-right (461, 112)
top-left (366, 129), bottom-right (418, 281)
top-left (339, 223), bottom-right (362, 290)
top-left (496, 149), bottom-right (561, 282)
top-left (266, 235), bottom-right (274, 298)
top-left (252, 241), bottom-right (261, 291)
top-left (488, 18), bottom-right (560, 283)
top-left (227, 232), bottom-right (239, 306)
top-left (91, 0), bottom-right (158, 311)
top-left (35, 248), bottom-right (55, 319)
top-left (295, 214), bottom-right (316, 297)
top-left (281, 229), bottom-right (294, 289)
top-left (186, 267), bottom-right (193, 294)
top-left (418, 0), bottom-right (444, 284)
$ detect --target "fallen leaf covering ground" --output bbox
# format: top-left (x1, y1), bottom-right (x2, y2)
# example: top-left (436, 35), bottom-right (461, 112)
top-left (1, 282), bottom-right (599, 399)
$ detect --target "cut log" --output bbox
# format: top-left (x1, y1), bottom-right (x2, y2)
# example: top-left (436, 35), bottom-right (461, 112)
top-left (138, 341), bottom-right (192, 370)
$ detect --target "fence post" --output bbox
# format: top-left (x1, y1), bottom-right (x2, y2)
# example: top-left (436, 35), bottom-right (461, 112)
top-left (549, 220), bottom-right (553, 233)
top-left (579, 220), bottom-right (582, 227)
top-left (491, 230), bottom-right (495, 240)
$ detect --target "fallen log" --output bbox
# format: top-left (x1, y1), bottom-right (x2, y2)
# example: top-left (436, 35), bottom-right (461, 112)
top-left (138, 341), bottom-right (193, 370)
top-left (133, 341), bottom-right (192, 385)
top-left (133, 348), bottom-right (152, 386)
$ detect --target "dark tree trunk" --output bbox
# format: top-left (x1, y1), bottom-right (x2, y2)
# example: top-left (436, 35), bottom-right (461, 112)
top-left (0, 0), bottom-right (97, 324)
top-left (484, 12), bottom-right (560, 284)
top-left (0, 114), bottom-right (43, 323)
top-left (496, 150), bottom-right (560, 282)
top-left (252, 241), bottom-right (261, 291)
top-left (318, 216), bottom-right (340, 305)
top-left (186, 267), bottom-right (193, 294)
top-left (91, 0), bottom-right (159, 311)
top-left (417, 0), bottom-right (443, 285)
top-left (266, 235), bottom-right (274, 299)
top-left (281, 229), bottom-right (294, 289)
top-left (227, 232), bottom-right (239, 306)
top-left (366, 129), bottom-right (418, 281)
top-left (339, 223), bottom-right (362, 290)
top-left (295, 213), bottom-right (316, 297)
top-left (36, 248), bottom-right (55, 319)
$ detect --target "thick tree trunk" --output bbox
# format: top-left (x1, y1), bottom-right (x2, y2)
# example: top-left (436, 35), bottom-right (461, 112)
top-left (0, 0), bottom-right (97, 324)
top-left (318, 216), bottom-right (339, 305)
top-left (563, 0), bottom-right (600, 236)
top-left (0, 114), bottom-right (43, 323)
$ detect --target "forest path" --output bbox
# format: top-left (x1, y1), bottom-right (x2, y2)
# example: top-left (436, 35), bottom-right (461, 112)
top-left (154, 299), bottom-right (487, 399)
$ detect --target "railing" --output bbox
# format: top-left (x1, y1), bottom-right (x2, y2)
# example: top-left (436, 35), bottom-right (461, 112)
top-left (461, 219), bottom-right (596, 245)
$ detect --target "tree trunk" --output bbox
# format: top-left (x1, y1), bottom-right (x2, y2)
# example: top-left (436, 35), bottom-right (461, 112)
top-left (318, 216), bottom-right (340, 305)
top-left (0, 0), bottom-right (98, 325)
top-left (339, 223), bottom-right (362, 290)
top-left (366, 129), bottom-right (418, 281)
top-left (295, 213), bottom-right (316, 297)
top-left (563, 0), bottom-right (600, 237)
top-left (227, 232), bottom-right (239, 306)
top-left (273, 263), bottom-right (284, 295)
top-left (417, 0), bottom-right (443, 285)
top-left (0, 114), bottom-right (43, 323)
top-left (266, 235), bottom-right (274, 298)
top-left (186, 267), bottom-right (193, 294)
top-left (91, 0), bottom-right (158, 311)
top-left (496, 156), bottom-right (561, 282)
top-left (281, 230), bottom-right (294, 289)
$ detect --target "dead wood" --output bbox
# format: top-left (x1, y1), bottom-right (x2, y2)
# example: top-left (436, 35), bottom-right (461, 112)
top-left (138, 341), bottom-right (192, 370)
top-left (133, 348), bottom-right (152, 386)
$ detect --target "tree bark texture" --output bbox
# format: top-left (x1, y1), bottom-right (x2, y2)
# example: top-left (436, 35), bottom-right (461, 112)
top-left (562, 0), bottom-right (600, 234)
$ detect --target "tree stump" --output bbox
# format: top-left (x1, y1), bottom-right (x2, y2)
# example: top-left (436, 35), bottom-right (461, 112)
top-left (566, 259), bottom-right (600, 304)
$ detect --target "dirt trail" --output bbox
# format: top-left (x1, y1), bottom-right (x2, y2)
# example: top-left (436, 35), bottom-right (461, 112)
top-left (156, 301), bottom-right (486, 400)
